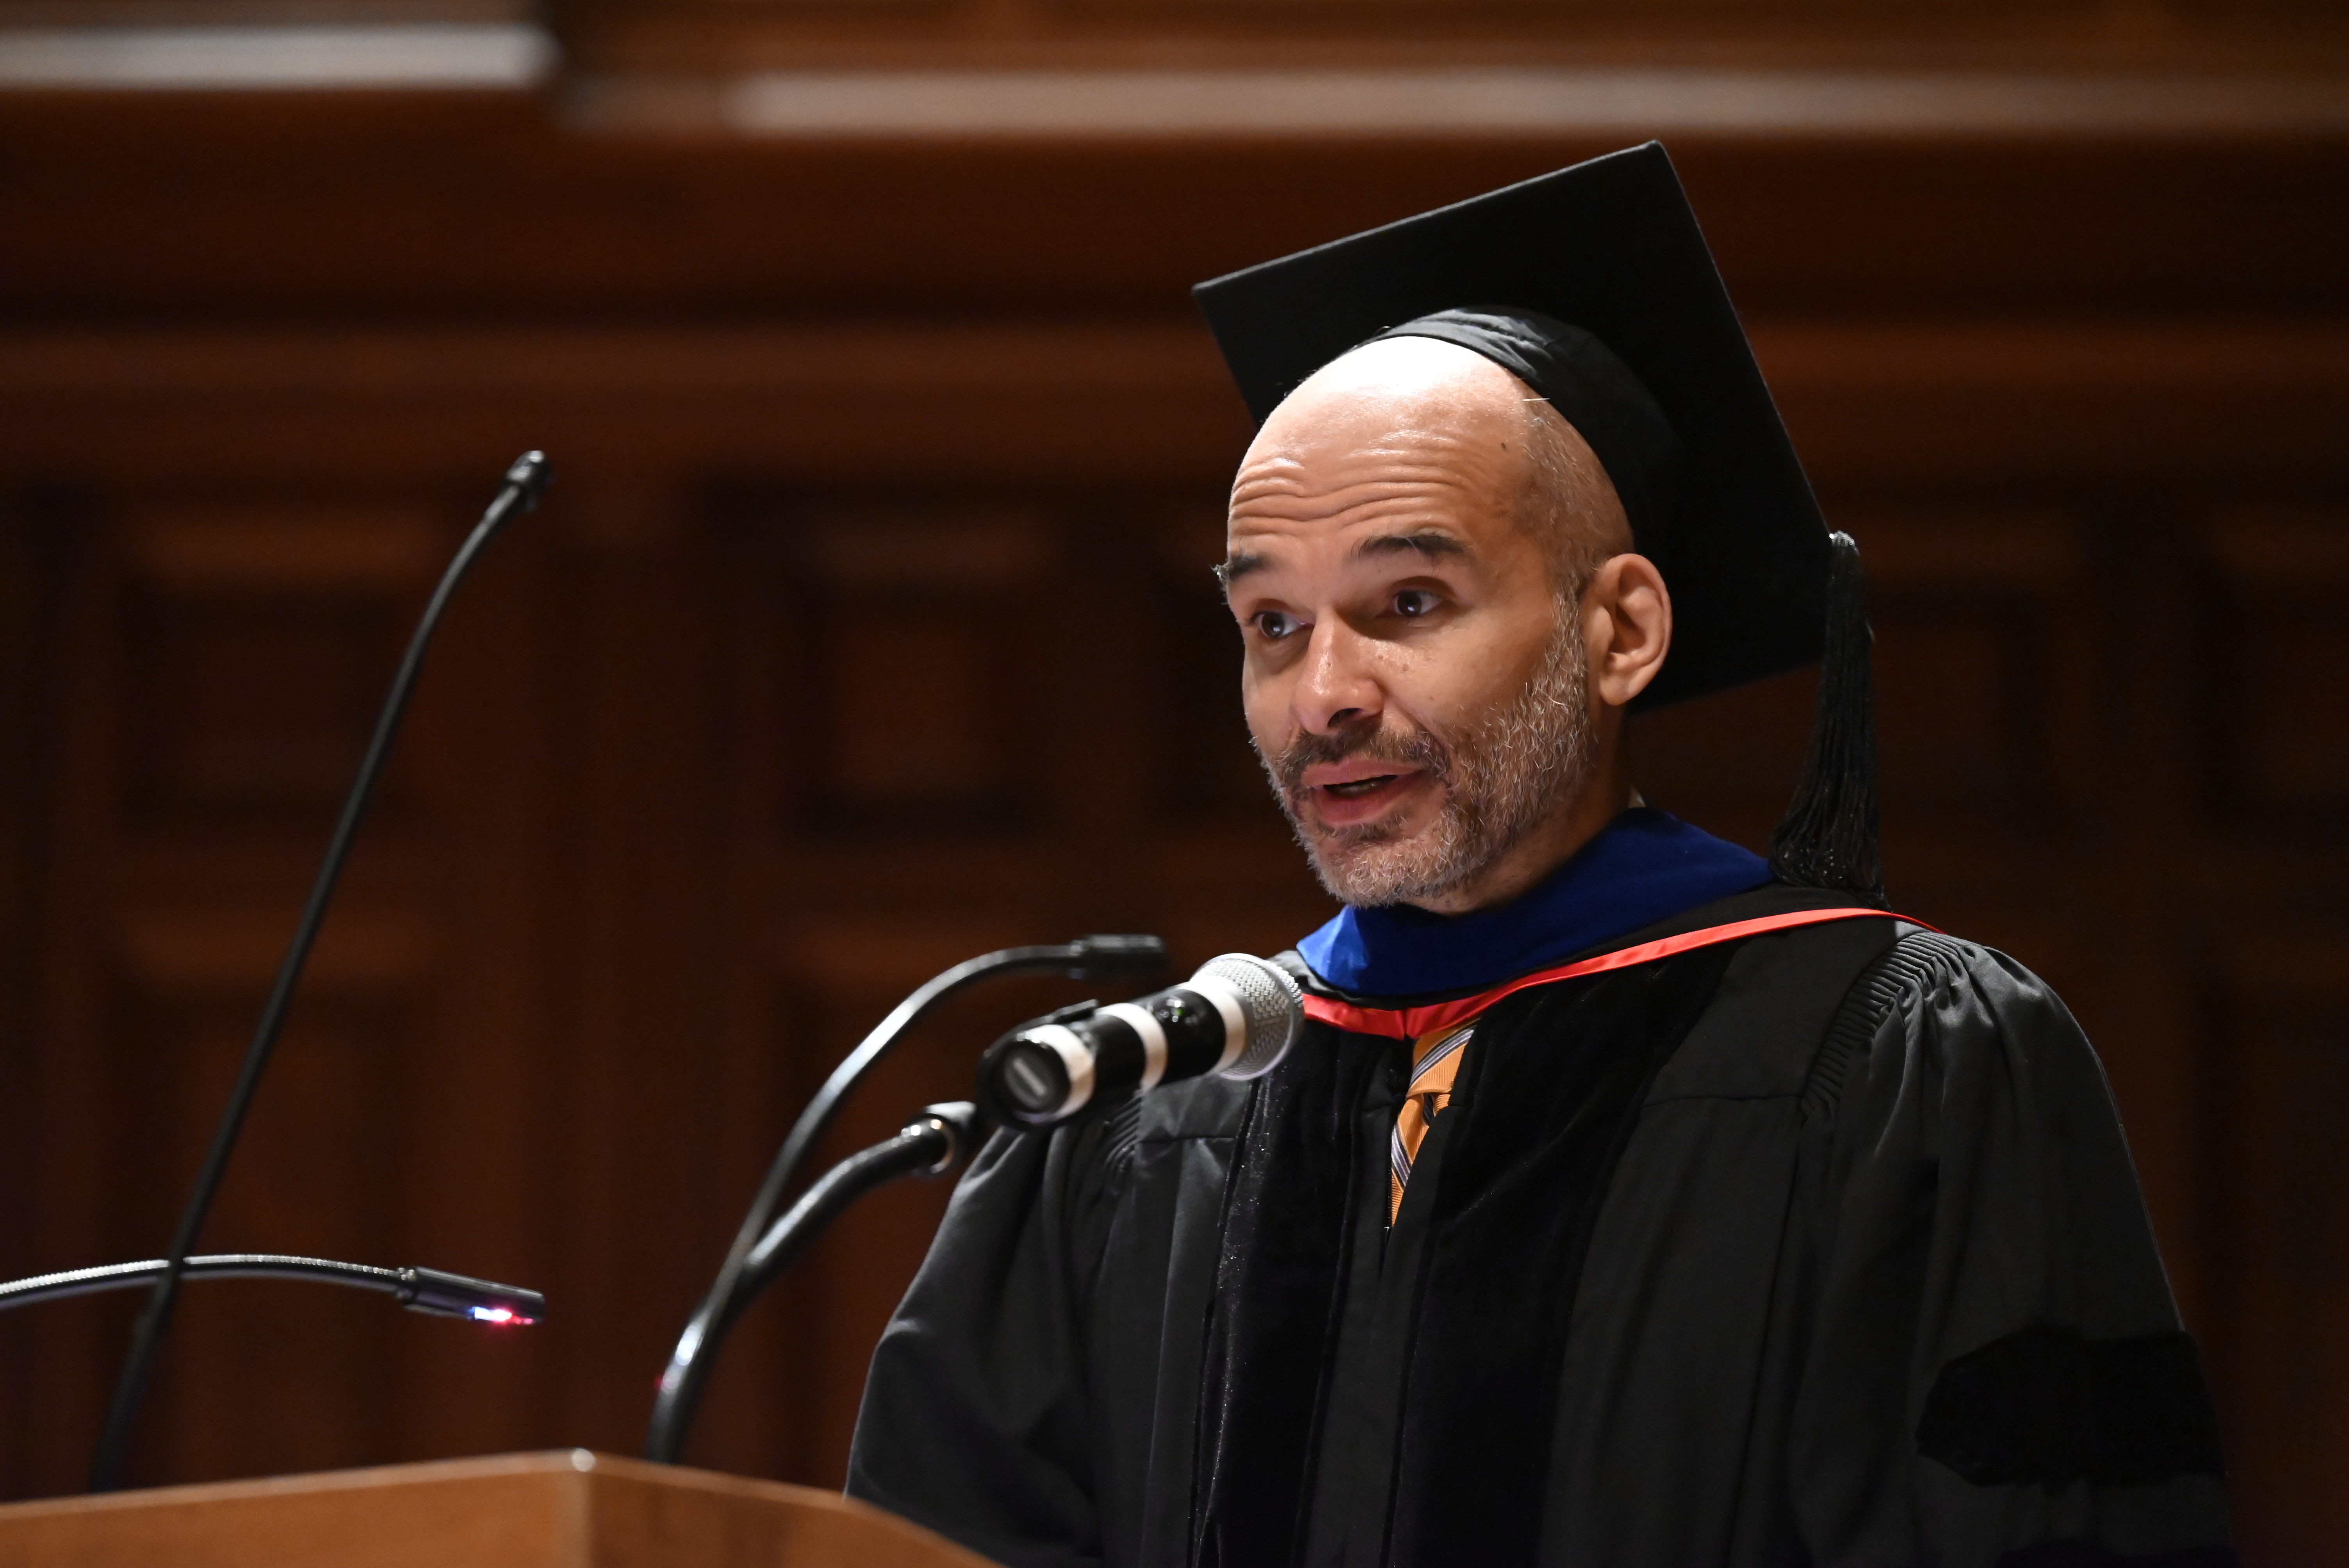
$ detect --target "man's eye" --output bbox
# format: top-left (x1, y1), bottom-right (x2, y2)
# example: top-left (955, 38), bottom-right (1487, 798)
top-left (1393, 590), bottom-right (1440, 618)
top-left (1253, 610), bottom-right (1300, 640)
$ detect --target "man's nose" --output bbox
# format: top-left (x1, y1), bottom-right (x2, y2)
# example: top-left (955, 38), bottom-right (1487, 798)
top-left (1292, 620), bottom-right (1383, 735)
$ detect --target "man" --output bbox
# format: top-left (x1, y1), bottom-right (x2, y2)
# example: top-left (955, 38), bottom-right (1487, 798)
top-left (848, 144), bottom-right (2232, 1568)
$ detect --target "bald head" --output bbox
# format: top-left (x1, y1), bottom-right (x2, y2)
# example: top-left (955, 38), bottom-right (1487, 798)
top-left (1243, 336), bottom-right (1631, 591)
top-left (1222, 332), bottom-right (1674, 912)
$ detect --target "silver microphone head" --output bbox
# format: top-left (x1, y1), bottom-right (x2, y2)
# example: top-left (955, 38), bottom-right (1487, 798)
top-left (1195, 953), bottom-right (1305, 1080)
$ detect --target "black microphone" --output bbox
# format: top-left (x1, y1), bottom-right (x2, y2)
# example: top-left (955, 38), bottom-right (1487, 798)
top-left (87, 451), bottom-right (551, 1492)
top-left (0, 1254), bottom-right (545, 1324)
top-left (978, 953), bottom-right (1304, 1129)
top-left (644, 939), bottom-right (1162, 1466)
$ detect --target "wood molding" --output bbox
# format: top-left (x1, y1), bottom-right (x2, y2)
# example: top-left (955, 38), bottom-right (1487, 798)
top-left (571, 66), bottom-right (2349, 141)
top-left (1, 319), bottom-right (2344, 484)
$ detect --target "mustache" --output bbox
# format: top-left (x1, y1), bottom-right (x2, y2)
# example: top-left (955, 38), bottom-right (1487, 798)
top-left (1269, 721), bottom-right (1453, 798)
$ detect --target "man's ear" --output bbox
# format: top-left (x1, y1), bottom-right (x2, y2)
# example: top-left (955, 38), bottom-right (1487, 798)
top-left (1584, 553), bottom-right (1672, 709)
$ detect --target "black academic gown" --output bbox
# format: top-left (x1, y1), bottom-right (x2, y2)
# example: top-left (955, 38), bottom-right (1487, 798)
top-left (847, 884), bottom-right (2233, 1568)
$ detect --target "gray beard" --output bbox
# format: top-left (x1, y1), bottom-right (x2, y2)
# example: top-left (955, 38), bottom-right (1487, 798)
top-left (1263, 599), bottom-right (1597, 909)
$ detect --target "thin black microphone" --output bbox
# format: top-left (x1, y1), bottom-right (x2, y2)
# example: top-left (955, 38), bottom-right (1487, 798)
top-left (88, 451), bottom-right (552, 1493)
top-left (639, 1103), bottom-right (979, 1464)
top-left (978, 953), bottom-right (1305, 1130)
top-left (1, 1254), bottom-right (545, 1324)
top-left (644, 936), bottom-right (1164, 1466)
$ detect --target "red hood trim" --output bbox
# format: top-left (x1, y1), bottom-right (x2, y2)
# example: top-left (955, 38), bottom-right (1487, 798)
top-left (1301, 906), bottom-right (1928, 1041)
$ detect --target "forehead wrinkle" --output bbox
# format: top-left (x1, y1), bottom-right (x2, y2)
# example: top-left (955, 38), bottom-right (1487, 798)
top-left (1218, 522), bottom-right (1474, 597)
top-left (1232, 425), bottom-right (1504, 504)
top-left (1228, 459), bottom-right (1497, 524)
top-left (1225, 476), bottom-right (1494, 580)
top-left (1240, 428), bottom-right (1490, 471)
top-left (1230, 492), bottom-right (1475, 538)
top-left (1228, 398), bottom-right (1532, 577)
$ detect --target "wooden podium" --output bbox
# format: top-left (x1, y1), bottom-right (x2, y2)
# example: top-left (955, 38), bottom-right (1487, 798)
top-left (0, 1450), bottom-right (998, 1567)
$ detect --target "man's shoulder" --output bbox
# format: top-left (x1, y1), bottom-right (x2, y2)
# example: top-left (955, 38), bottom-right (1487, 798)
top-left (1604, 878), bottom-right (1897, 948)
top-left (1651, 891), bottom-right (2098, 1110)
top-left (1638, 885), bottom-right (1960, 1104)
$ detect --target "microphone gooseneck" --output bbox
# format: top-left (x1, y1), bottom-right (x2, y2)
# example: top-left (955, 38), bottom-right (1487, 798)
top-left (644, 937), bottom-right (1164, 1466)
top-left (88, 452), bottom-right (552, 1493)
top-left (0, 1254), bottom-right (545, 1324)
top-left (978, 953), bottom-right (1305, 1130)
top-left (644, 1102), bottom-right (984, 1464)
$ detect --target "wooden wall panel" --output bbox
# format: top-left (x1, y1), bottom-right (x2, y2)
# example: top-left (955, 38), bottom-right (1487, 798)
top-left (2209, 935), bottom-right (2349, 1564)
top-left (0, 67), bottom-right (2342, 1564)
top-left (0, 318), bottom-right (2342, 1531)
top-left (795, 508), bottom-right (1052, 828)
top-left (0, 485), bottom-right (579, 1493)
top-left (2208, 512), bottom-right (2349, 830)
top-left (114, 510), bottom-right (439, 825)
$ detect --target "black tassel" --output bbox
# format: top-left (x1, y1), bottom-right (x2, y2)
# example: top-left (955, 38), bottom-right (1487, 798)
top-left (1769, 531), bottom-right (1884, 905)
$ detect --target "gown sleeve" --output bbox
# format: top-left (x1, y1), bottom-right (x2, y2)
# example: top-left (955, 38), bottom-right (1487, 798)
top-left (1789, 934), bottom-right (2235, 1567)
top-left (846, 1108), bottom-right (1132, 1568)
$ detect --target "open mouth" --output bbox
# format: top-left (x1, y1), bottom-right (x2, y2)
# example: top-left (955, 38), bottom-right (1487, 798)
top-left (1303, 766), bottom-right (1431, 826)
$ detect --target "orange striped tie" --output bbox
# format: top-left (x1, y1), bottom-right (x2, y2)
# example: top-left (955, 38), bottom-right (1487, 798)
top-left (1390, 1021), bottom-right (1475, 1222)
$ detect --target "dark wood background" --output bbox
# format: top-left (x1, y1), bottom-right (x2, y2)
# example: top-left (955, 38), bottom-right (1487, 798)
top-left (1, 0), bottom-right (2346, 1559)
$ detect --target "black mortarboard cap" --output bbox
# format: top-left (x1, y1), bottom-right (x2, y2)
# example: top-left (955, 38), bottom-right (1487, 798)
top-left (1195, 142), bottom-right (1884, 901)
top-left (1192, 140), bottom-right (1829, 712)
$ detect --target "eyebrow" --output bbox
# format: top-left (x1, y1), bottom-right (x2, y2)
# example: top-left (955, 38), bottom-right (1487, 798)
top-left (1213, 551), bottom-right (1267, 590)
top-left (1214, 531), bottom-right (1470, 591)
top-left (1353, 530), bottom-right (1470, 565)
